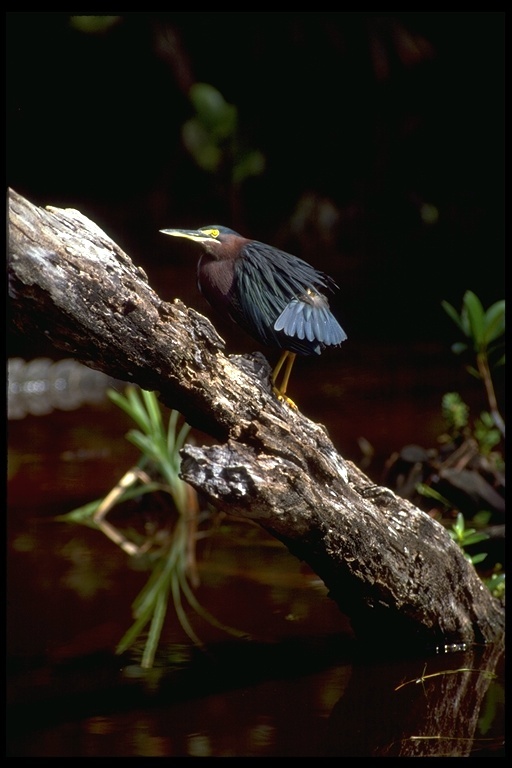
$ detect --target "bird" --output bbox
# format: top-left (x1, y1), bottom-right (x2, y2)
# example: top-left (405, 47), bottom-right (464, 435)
top-left (160, 225), bottom-right (347, 406)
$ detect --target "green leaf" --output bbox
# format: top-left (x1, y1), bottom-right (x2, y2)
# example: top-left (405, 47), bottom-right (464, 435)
top-left (108, 387), bottom-right (151, 434)
top-left (473, 510), bottom-right (492, 526)
top-left (232, 149), bottom-right (266, 183)
top-left (416, 483), bottom-right (452, 508)
top-left (441, 300), bottom-right (465, 334)
top-left (482, 300), bottom-right (505, 345)
top-left (56, 499), bottom-right (102, 524)
top-left (142, 389), bottom-right (165, 438)
top-left (70, 15), bottom-right (121, 34)
top-left (174, 420), bottom-right (192, 458)
top-left (451, 341), bottom-right (468, 355)
top-left (182, 119), bottom-right (222, 172)
top-left (141, 587), bottom-right (170, 669)
top-left (463, 290), bottom-right (486, 349)
top-left (167, 409), bottom-right (179, 456)
top-left (57, 482), bottom-right (166, 526)
top-left (478, 681), bottom-right (505, 735)
top-left (189, 83), bottom-right (232, 127)
top-left (452, 512), bottom-right (465, 537)
top-left (465, 365), bottom-right (481, 379)
top-left (469, 552), bottom-right (488, 565)
top-left (461, 531), bottom-right (489, 547)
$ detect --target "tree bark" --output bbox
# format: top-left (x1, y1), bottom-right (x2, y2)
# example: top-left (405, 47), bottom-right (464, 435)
top-left (8, 187), bottom-right (505, 652)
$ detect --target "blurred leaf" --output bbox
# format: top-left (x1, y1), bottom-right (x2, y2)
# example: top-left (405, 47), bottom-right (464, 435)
top-left (441, 391), bottom-right (469, 431)
top-left (188, 83), bottom-right (237, 138)
top-left (451, 341), bottom-right (468, 355)
top-left (182, 120), bottom-right (222, 172)
top-left (482, 300), bottom-right (505, 345)
top-left (460, 531), bottom-right (489, 547)
top-left (465, 364), bottom-right (481, 379)
top-left (469, 552), bottom-right (488, 565)
top-left (441, 300), bottom-right (465, 334)
top-left (478, 681), bottom-right (505, 736)
top-left (462, 290), bottom-right (485, 348)
top-left (473, 510), bottom-right (492, 526)
top-left (233, 149), bottom-right (266, 183)
top-left (69, 15), bottom-right (121, 34)
top-left (451, 512), bottom-right (465, 538)
top-left (109, 387), bottom-right (151, 434)
top-left (183, 82), bottom-right (265, 184)
top-left (416, 483), bottom-right (452, 508)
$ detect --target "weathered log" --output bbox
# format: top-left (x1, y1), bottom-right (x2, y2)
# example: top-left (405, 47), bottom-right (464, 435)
top-left (8, 187), bottom-right (504, 651)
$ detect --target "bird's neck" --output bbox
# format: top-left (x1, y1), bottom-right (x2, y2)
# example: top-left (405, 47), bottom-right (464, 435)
top-left (198, 254), bottom-right (238, 305)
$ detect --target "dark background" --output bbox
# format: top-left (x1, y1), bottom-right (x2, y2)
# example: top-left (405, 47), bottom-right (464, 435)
top-left (7, 12), bottom-right (505, 355)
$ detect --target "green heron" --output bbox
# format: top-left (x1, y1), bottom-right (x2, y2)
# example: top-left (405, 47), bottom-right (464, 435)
top-left (160, 225), bottom-right (347, 405)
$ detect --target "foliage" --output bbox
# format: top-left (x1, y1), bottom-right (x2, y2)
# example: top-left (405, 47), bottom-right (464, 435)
top-left (440, 392), bottom-right (502, 457)
top-left (482, 566), bottom-right (505, 601)
top-left (59, 386), bottom-right (245, 668)
top-left (427, 291), bottom-right (505, 592)
top-left (402, 292), bottom-right (505, 598)
top-left (478, 678), bottom-right (505, 736)
top-left (441, 290), bottom-right (505, 439)
top-left (415, 487), bottom-right (502, 583)
top-left (447, 512), bottom-right (489, 566)
top-left (182, 82), bottom-right (265, 184)
top-left (69, 15), bottom-right (121, 34)
top-left (441, 290), bottom-right (504, 361)
top-left (441, 391), bottom-right (469, 435)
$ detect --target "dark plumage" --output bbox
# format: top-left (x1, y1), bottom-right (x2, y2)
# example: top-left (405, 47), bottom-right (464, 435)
top-left (160, 225), bottom-right (347, 404)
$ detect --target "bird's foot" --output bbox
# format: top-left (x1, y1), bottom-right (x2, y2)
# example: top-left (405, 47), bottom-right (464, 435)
top-left (272, 386), bottom-right (297, 409)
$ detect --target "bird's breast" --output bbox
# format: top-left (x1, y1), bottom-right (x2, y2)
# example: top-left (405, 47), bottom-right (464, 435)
top-left (197, 256), bottom-right (238, 312)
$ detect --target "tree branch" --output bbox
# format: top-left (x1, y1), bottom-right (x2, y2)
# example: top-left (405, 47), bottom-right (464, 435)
top-left (8, 188), bottom-right (504, 651)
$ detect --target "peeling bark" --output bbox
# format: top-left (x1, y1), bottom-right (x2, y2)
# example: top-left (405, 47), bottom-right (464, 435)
top-left (8, 188), bottom-right (505, 651)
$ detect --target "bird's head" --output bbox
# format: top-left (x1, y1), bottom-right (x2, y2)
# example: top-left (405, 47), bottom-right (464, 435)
top-left (160, 225), bottom-right (244, 259)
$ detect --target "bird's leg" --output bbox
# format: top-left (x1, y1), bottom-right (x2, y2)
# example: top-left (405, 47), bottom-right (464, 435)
top-left (271, 350), bottom-right (287, 385)
top-left (271, 351), bottom-right (297, 408)
top-left (280, 351), bottom-right (297, 397)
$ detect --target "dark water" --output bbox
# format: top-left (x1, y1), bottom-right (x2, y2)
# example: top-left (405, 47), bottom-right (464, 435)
top-left (7, 343), bottom-right (505, 757)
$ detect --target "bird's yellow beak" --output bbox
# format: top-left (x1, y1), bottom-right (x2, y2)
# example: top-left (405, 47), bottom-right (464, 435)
top-left (160, 228), bottom-right (220, 244)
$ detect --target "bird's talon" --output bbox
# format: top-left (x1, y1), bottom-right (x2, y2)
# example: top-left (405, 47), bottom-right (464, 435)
top-left (272, 387), bottom-right (297, 409)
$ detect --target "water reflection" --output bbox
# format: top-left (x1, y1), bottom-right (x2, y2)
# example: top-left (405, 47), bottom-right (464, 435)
top-left (7, 635), bottom-right (504, 757)
top-left (7, 504), bottom-right (504, 757)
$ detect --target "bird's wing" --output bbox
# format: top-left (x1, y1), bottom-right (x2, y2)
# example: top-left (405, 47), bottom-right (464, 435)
top-left (234, 244), bottom-right (294, 344)
top-left (235, 241), bottom-right (344, 351)
top-left (274, 298), bottom-right (347, 345)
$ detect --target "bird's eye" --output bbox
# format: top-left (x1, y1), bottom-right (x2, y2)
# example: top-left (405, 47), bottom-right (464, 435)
top-left (204, 228), bottom-right (220, 238)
